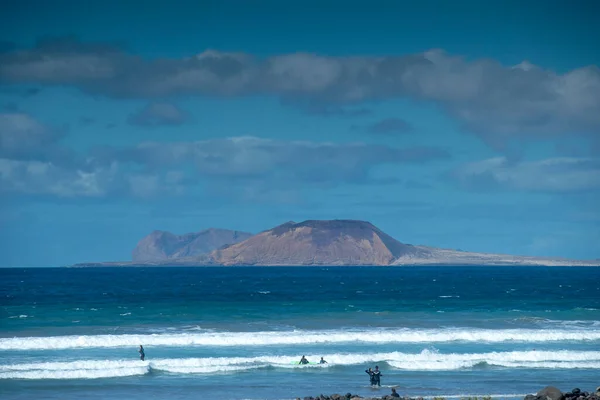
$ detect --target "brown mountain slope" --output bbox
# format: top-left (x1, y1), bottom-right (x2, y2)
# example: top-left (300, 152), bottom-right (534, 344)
top-left (132, 228), bottom-right (253, 262)
top-left (210, 219), bottom-right (423, 266)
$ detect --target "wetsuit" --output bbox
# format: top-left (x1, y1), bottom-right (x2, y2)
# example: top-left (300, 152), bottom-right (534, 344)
top-left (299, 357), bottom-right (308, 364)
top-left (139, 347), bottom-right (145, 361)
top-left (365, 369), bottom-right (375, 385)
top-left (319, 358), bottom-right (327, 364)
top-left (372, 369), bottom-right (381, 386)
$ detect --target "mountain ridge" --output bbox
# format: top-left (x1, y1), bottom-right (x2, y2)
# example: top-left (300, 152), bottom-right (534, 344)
top-left (131, 228), bottom-right (253, 262)
top-left (72, 219), bottom-right (599, 267)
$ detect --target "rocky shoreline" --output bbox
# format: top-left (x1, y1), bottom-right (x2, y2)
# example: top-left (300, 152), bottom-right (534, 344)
top-left (295, 386), bottom-right (600, 400)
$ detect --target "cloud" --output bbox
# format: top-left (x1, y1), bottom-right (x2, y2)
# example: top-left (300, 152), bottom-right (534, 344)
top-left (128, 102), bottom-right (187, 127)
top-left (280, 98), bottom-right (372, 118)
top-left (452, 156), bottom-right (600, 192)
top-left (0, 158), bottom-right (117, 197)
top-left (1, 133), bottom-right (449, 198)
top-left (101, 136), bottom-right (449, 183)
top-left (0, 157), bottom-right (189, 199)
top-left (0, 112), bottom-right (66, 161)
top-left (2, 38), bottom-right (598, 145)
top-left (366, 118), bottom-right (412, 134)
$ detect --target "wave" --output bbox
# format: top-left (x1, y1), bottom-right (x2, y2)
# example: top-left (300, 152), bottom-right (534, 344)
top-left (2, 349), bottom-right (600, 379)
top-left (1, 328), bottom-right (599, 351)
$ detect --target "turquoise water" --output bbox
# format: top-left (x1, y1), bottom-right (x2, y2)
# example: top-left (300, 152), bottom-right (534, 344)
top-left (1, 266), bottom-right (599, 400)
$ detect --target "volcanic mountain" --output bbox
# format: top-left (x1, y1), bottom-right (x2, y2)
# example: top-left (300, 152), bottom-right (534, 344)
top-left (132, 228), bottom-right (253, 262)
top-left (71, 219), bottom-right (599, 267)
top-left (209, 220), bottom-right (424, 266)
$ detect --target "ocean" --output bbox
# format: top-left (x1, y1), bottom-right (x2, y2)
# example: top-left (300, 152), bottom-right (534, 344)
top-left (1, 266), bottom-right (599, 400)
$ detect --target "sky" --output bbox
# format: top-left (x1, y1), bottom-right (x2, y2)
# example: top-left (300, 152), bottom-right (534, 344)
top-left (0, 0), bottom-right (599, 266)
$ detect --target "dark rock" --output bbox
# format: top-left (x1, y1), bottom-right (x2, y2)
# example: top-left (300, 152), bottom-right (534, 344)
top-left (537, 386), bottom-right (564, 400)
top-left (573, 389), bottom-right (581, 395)
top-left (525, 395), bottom-right (538, 400)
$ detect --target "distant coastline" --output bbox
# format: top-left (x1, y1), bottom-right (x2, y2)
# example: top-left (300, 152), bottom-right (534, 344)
top-left (69, 219), bottom-right (600, 268)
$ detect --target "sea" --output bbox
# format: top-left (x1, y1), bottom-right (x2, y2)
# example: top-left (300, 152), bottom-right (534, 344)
top-left (1, 266), bottom-right (599, 400)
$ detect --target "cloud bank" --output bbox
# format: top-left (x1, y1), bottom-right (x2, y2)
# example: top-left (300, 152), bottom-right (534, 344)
top-left (0, 112), bottom-right (449, 198)
top-left (2, 38), bottom-right (599, 146)
top-left (453, 157), bottom-right (600, 192)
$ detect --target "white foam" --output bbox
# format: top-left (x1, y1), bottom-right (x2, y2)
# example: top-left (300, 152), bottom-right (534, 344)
top-left (1, 349), bottom-right (599, 379)
top-left (384, 349), bottom-right (600, 370)
top-left (0, 359), bottom-right (148, 380)
top-left (1, 328), bottom-right (599, 351)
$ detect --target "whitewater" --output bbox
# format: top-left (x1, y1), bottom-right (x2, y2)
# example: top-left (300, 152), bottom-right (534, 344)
top-left (1, 266), bottom-right (599, 400)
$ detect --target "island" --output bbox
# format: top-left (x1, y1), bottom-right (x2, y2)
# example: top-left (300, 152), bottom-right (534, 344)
top-left (70, 219), bottom-right (599, 267)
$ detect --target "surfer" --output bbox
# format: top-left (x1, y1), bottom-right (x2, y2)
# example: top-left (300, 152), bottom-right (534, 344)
top-left (365, 367), bottom-right (375, 385)
top-left (319, 357), bottom-right (327, 364)
top-left (299, 355), bottom-right (309, 365)
top-left (391, 388), bottom-right (400, 397)
top-left (138, 345), bottom-right (145, 361)
top-left (373, 365), bottom-right (381, 386)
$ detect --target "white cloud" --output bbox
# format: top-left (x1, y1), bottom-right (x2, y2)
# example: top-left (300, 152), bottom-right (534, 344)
top-left (0, 158), bottom-right (113, 197)
top-left (107, 136), bottom-right (449, 183)
top-left (0, 113), bottom-right (63, 159)
top-left (453, 156), bottom-right (600, 192)
top-left (0, 134), bottom-right (448, 198)
top-left (2, 39), bottom-right (598, 145)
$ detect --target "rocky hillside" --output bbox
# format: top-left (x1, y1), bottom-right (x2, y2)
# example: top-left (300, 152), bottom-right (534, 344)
top-left (210, 220), bottom-right (425, 266)
top-left (70, 219), bottom-right (599, 267)
top-left (132, 228), bottom-right (253, 262)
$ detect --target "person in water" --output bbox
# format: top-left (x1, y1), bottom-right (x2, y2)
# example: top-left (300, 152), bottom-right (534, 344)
top-left (299, 355), bottom-right (309, 364)
top-left (390, 388), bottom-right (400, 397)
top-left (138, 345), bottom-right (145, 361)
top-left (372, 365), bottom-right (382, 386)
top-left (319, 357), bottom-right (327, 364)
top-left (365, 367), bottom-right (375, 385)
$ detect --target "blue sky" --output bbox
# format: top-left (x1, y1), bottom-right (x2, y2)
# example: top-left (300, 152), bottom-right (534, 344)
top-left (0, 0), bottom-right (599, 266)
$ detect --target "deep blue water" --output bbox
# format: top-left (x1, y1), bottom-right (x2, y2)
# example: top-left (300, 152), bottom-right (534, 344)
top-left (1, 266), bottom-right (599, 400)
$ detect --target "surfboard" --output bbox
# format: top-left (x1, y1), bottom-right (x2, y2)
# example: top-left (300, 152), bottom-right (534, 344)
top-left (291, 361), bottom-right (319, 365)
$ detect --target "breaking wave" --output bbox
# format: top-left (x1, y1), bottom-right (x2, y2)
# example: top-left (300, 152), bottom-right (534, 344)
top-left (1, 328), bottom-right (599, 351)
top-left (2, 349), bottom-right (599, 379)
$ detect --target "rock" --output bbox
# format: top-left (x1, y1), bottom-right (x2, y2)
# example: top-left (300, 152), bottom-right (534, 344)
top-left (132, 228), bottom-right (252, 262)
top-left (537, 386), bottom-right (565, 400)
top-left (211, 219), bottom-right (421, 266)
